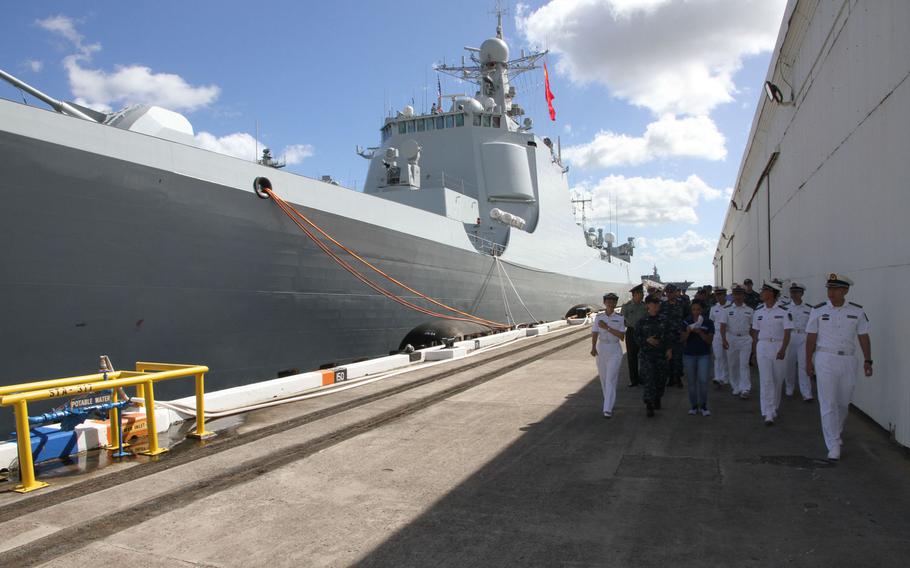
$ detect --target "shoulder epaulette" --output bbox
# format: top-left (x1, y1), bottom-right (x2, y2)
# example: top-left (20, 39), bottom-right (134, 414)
top-left (848, 301), bottom-right (863, 308)
top-left (813, 302), bottom-right (826, 309)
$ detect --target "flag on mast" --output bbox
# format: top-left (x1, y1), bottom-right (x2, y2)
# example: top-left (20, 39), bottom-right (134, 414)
top-left (437, 75), bottom-right (443, 111)
top-left (544, 63), bottom-right (556, 121)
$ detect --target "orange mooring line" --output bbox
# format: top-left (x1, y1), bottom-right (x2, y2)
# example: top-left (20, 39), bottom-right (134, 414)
top-left (265, 188), bottom-right (508, 329)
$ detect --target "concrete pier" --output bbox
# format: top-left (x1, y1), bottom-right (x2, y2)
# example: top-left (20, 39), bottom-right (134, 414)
top-left (1, 328), bottom-right (908, 567)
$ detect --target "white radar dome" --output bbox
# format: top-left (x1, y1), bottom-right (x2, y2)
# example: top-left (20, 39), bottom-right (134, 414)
top-left (399, 139), bottom-right (421, 160)
top-left (402, 105), bottom-right (414, 117)
top-left (480, 37), bottom-right (509, 64)
top-left (603, 231), bottom-right (616, 245)
top-left (457, 97), bottom-right (484, 114)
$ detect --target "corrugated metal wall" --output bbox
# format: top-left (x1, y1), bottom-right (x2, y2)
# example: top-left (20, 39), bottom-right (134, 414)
top-left (716, 0), bottom-right (910, 446)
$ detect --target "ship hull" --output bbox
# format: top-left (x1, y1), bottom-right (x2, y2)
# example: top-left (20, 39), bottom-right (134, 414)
top-left (1, 127), bottom-right (625, 428)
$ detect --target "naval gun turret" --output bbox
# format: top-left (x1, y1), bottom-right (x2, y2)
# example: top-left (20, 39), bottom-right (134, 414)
top-left (0, 67), bottom-right (196, 146)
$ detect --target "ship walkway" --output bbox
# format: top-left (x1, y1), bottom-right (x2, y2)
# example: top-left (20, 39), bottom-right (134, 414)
top-left (0, 326), bottom-right (908, 567)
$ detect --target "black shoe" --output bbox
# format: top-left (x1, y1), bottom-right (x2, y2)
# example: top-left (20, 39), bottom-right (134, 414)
top-left (653, 398), bottom-right (661, 410)
top-left (646, 403), bottom-right (655, 418)
top-left (628, 382), bottom-right (640, 387)
top-left (676, 381), bottom-right (684, 388)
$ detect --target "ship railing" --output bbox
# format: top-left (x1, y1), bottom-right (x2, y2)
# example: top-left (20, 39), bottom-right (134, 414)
top-left (0, 362), bottom-right (211, 493)
top-left (468, 233), bottom-right (505, 257)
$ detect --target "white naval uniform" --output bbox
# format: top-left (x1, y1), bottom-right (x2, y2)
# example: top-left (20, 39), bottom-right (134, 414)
top-left (592, 312), bottom-right (626, 414)
top-left (806, 300), bottom-right (871, 453)
top-left (785, 301), bottom-right (813, 399)
top-left (709, 303), bottom-right (730, 384)
top-left (752, 304), bottom-right (794, 421)
top-left (723, 303), bottom-right (754, 395)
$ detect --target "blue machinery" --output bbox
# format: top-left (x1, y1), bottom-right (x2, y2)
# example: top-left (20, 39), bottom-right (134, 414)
top-left (0, 362), bottom-right (211, 493)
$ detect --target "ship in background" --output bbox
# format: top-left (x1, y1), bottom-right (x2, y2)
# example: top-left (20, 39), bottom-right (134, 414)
top-left (0, 16), bottom-right (641, 424)
top-left (714, 0), bottom-right (910, 448)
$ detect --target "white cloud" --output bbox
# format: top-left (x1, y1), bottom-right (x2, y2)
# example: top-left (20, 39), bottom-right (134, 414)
top-left (63, 57), bottom-right (219, 112)
top-left (37, 14), bottom-right (219, 112)
top-left (517, 0), bottom-right (786, 116)
top-left (645, 230), bottom-right (715, 260)
top-left (564, 114), bottom-right (726, 169)
top-left (282, 144), bottom-right (315, 165)
top-left (574, 173), bottom-right (724, 226)
top-left (195, 132), bottom-right (314, 165)
top-left (24, 59), bottom-right (44, 72)
top-left (194, 132), bottom-right (261, 161)
top-left (36, 14), bottom-right (99, 56)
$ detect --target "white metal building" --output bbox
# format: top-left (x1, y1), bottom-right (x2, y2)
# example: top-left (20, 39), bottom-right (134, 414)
top-left (715, 0), bottom-right (910, 447)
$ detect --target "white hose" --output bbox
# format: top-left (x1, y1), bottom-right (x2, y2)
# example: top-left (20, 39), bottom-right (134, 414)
top-left (151, 321), bottom-right (582, 419)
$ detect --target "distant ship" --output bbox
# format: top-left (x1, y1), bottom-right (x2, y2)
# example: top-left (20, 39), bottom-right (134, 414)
top-left (641, 265), bottom-right (693, 292)
top-left (0, 16), bottom-right (641, 421)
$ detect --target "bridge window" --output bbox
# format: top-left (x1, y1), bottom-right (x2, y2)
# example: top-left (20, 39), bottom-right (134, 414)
top-left (482, 115), bottom-right (491, 127)
top-left (473, 114), bottom-right (482, 126)
top-left (417, 119), bottom-right (426, 132)
top-left (492, 116), bottom-right (501, 128)
top-left (455, 114), bottom-right (464, 127)
top-left (398, 122), bottom-right (406, 134)
top-left (436, 116), bottom-right (445, 129)
top-left (445, 115), bottom-right (455, 128)
top-left (406, 120), bottom-right (416, 133)
top-left (426, 117), bottom-right (435, 131)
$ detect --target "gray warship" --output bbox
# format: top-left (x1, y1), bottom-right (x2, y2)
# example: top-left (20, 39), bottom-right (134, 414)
top-left (0, 22), bottom-right (637, 419)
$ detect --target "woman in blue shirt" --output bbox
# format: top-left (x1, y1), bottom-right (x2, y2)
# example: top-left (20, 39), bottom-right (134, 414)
top-left (681, 301), bottom-right (715, 416)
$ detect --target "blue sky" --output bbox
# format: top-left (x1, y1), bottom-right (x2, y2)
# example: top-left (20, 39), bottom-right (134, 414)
top-left (0, 0), bottom-right (787, 285)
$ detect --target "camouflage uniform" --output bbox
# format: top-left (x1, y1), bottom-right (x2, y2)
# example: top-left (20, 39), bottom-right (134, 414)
top-left (635, 313), bottom-right (674, 405)
top-left (659, 299), bottom-right (687, 385)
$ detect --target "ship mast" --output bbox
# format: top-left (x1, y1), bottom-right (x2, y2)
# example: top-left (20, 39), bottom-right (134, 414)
top-left (434, 7), bottom-right (547, 122)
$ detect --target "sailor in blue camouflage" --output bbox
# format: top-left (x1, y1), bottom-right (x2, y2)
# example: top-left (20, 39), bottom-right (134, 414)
top-left (660, 284), bottom-right (688, 386)
top-left (635, 295), bottom-right (675, 415)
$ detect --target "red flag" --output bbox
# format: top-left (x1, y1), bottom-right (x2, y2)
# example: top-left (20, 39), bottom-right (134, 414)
top-left (544, 62), bottom-right (556, 121)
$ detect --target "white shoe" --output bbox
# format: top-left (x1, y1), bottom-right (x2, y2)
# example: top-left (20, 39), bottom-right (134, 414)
top-left (827, 446), bottom-right (841, 460)
top-left (740, 391), bottom-right (751, 399)
top-left (700, 408), bottom-right (711, 417)
top-left (688, 408), bottom-right (698, 415)
top-left (731, 390), bottom-right (741, 397)
top-left (603, 411), bottom-right (612, 419)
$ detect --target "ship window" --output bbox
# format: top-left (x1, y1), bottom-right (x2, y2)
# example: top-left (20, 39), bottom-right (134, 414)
top-left (406, 120), bottom-right (416, 133)
top-left (455, 114), bottom-right (464, 127)
top-left (445, 115), bottom-right (455, 128)
top-left (482, 114), bottom-right (491, 127)
top-left (436, 116), bottom-right (445, 129)
top-left (398, 122), bottom-right (406, 134)
top-left (492, 116), bottom-right (501, 128)
top-left (425, 117), bottom-right (435, 130)
top-left (417, 119), bottom-right (426, 132)
top-left (472, 114), bottom-right (481, 126)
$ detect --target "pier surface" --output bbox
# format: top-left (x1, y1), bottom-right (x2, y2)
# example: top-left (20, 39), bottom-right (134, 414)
top-left (1, 327), bottom-right (909, 567)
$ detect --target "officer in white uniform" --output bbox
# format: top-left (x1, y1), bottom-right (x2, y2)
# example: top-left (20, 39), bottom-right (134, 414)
top-left (709, 287), bottom-right (729, 387)
top-left (720, 284), bottom-right (755, 398)
top-left (806, 273), bottom-right (872, 461)
top-left (590, 292), bottom-right (626, 418)
top-left (751, 281), bottom-right (793, 425)
top-left (784, 282), bottom-right (814, 401)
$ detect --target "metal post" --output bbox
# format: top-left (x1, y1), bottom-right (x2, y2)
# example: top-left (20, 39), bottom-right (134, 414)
top-left (138, 380), bottom-right (167, 456)
top-left (187, 373), bottom-right (214, 439)
top-left (13, 400), bottom-right (48, 493)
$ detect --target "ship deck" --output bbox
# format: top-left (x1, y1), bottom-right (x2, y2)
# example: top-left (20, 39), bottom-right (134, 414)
top-left (1, 327), bottom-right (908, 567)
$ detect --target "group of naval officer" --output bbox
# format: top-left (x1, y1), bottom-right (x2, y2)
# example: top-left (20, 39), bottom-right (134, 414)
top-left (589, 273), bottom-right (872, 461)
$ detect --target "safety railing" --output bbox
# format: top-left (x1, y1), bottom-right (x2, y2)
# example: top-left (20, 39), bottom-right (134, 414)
top-left (467, 233), bottom-right (505, 256)
top-left (0, 362), bottom-right (211, 493)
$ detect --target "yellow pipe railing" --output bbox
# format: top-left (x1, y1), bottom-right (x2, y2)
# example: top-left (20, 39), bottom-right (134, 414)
top-left (0, 363), bottom-right (211, 493)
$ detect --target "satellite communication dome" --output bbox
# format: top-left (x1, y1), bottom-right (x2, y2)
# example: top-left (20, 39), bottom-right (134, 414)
top-left (402, 105), bottom-right (414, 117)
top-left (480, 37), bottom-right (509, 64)
top-left (604, 231), bottom-right (616, 245)
top-left (458, 97), bottom-right (484, 113)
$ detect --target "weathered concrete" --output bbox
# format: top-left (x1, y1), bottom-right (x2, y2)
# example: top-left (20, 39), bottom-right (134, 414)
top-left (1, 332), bottom-right (908, 567)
